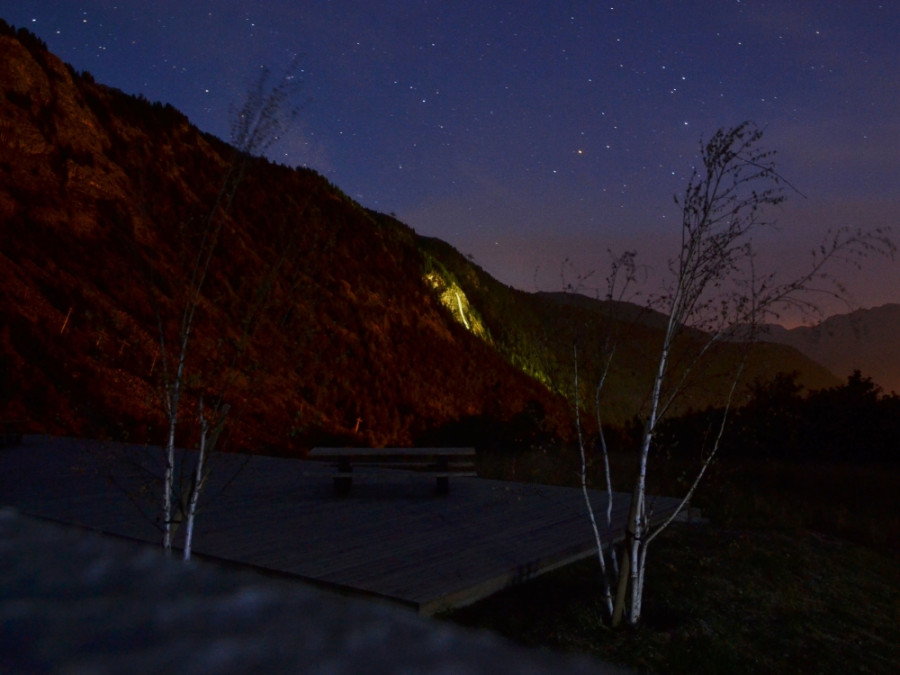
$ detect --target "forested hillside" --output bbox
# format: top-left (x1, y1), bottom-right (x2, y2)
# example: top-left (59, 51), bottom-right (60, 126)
top-left (0, 22), bottom-right (839, 455)
top-left (0, 22), bottom-right (573, 453)
top-left (419, 237), bottom-right (840, 427)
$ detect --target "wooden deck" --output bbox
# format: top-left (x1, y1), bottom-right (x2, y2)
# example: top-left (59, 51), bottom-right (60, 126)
top-left (0, 436), bottom-right (682, 615)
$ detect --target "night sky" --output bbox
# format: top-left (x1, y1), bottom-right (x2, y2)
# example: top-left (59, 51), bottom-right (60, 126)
top-left (4, 1), bottom-right (898, 321)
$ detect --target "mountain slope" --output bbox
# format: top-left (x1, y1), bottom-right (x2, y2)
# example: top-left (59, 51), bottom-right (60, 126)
top-left (418, 237), bottom-right (840, 426)
top-left (0, 23), bottom-right (842, 454)
top-left (0, 22), bottom-right (573, 452)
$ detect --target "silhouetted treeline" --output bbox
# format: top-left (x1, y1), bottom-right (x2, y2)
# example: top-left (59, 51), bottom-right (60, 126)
top-left (656, 371), bottom-right (900, 463)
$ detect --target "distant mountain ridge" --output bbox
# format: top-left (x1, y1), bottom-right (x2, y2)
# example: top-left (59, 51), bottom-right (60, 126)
top-left (760, 304), bottom-right (900, 394)
top-left (0, 22), bottom-right (843, 453)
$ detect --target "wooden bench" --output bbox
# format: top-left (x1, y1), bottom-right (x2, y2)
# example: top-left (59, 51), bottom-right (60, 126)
top-left (307, 447), bottom-right (477, 495)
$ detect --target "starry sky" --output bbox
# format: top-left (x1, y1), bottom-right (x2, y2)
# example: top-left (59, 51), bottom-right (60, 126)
top-left (3, 1), bottom-right (898, 321)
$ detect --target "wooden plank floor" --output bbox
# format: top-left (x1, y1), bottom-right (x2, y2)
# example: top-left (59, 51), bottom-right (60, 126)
top-left (0, 436), bottom-right (682, 615)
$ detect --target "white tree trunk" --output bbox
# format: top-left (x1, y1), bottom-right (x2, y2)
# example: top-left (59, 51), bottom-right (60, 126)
top-left (574, 345), bottom-right (614, 618)
top-left (161, 333), bottom-right (189, 554)
top-left (615, 284), bottom-right (679, 626)
top-left (183, 400), bottom-right (209, 562)
top-left (163, 422), bottom-right (175, 553)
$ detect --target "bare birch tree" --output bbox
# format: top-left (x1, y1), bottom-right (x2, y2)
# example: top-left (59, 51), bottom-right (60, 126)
top-left (155, 60), bottom-right (302, 559)
top-left (574, 122), bottom-right (894, 626)
top-left (570, 251), bottom-right (638, 618)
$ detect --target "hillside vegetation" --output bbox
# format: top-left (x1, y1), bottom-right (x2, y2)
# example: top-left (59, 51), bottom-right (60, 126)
top-left (420, 236), bottom-right (839, 427)
top-left (0, 22), bottom-right (838, 454)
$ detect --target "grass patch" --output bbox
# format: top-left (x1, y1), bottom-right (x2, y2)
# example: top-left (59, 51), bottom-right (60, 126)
top-left (448, 524), bottom-right (900, 674)
top-left (450, 452), bottom-right (900, 673)
top-left (697, 458), bottom-right (900, 553)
